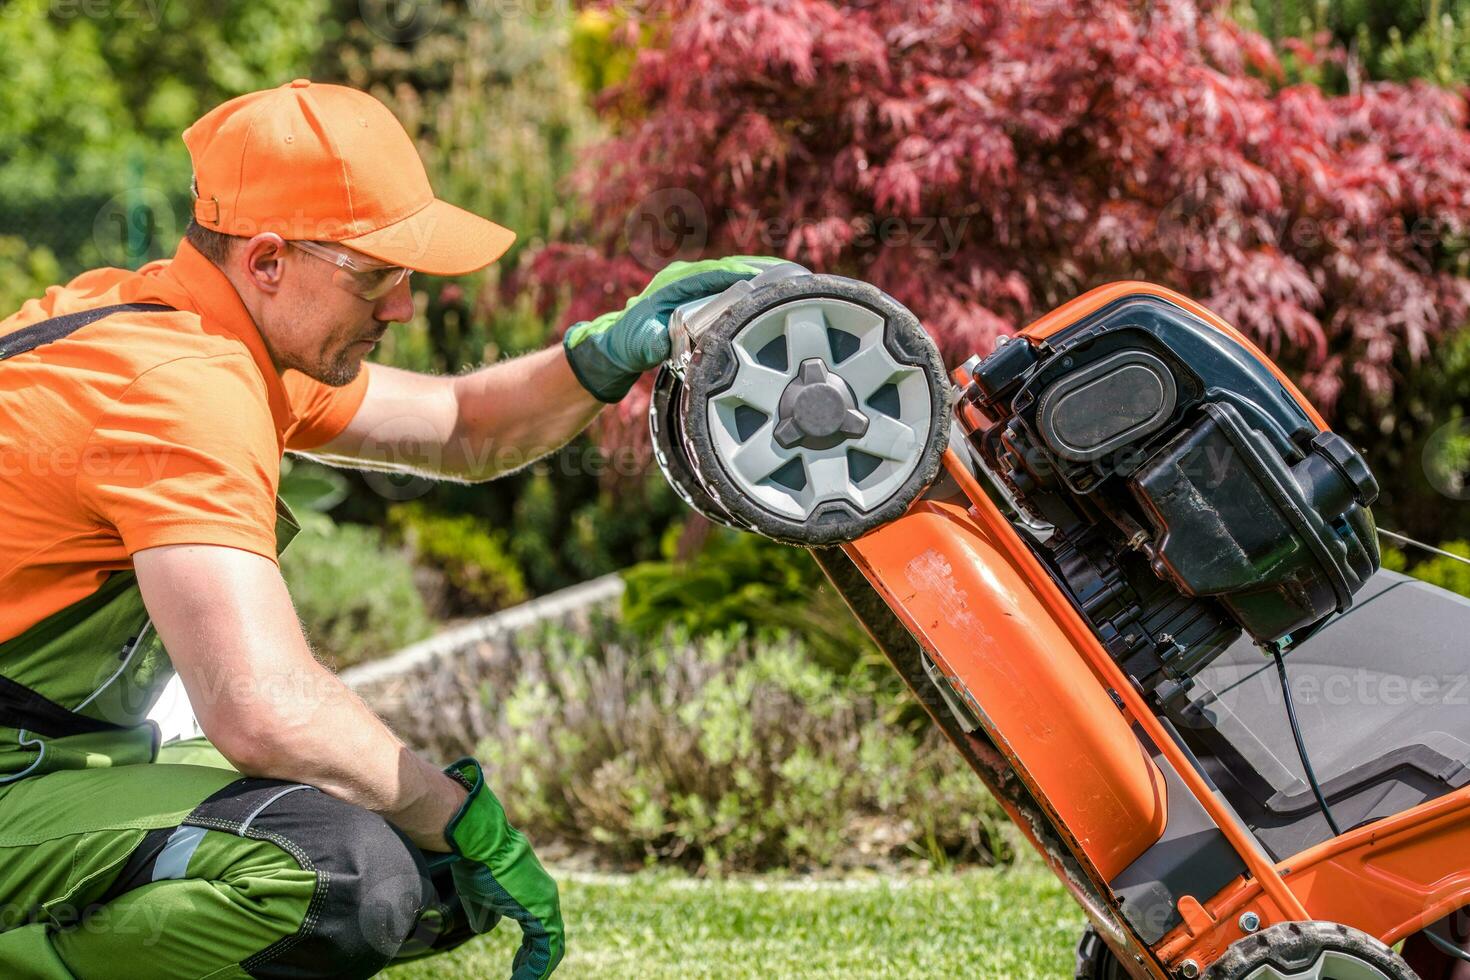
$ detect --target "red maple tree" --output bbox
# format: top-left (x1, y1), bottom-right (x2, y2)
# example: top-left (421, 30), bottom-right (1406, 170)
top-left (529, 0), bottom-right (1470, 448)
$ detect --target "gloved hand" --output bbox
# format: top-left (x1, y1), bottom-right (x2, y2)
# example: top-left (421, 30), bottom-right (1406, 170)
top-left (563, 255), bottom-right (786, 402)
top-left (443, 758), bottom-right (564, 979)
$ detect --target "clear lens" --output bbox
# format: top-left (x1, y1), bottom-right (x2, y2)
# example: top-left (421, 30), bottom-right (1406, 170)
top-left (293, 241), bottom-right (410, 302)
top-left (336, 264), bottom-right (410, 302)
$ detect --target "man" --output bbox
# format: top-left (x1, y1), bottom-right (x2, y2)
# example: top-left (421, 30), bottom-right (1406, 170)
top-left (0, 79), bottom-right (775, 979)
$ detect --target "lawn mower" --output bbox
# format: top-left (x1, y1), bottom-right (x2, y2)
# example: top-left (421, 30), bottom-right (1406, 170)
top-left (649, 265), bottom-right (1470, 979)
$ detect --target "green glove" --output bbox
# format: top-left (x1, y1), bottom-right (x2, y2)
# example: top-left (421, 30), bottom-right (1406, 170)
top-left (563, 255), bottom-right (786, 402)
top-left (443, 758), bottom-right (564, 980)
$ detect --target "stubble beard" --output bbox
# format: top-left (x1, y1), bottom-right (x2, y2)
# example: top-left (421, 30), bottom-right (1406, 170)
top-left (313, 345), bottom-right (366, 387)
top-left (273, 336), bottom-right (366, 388)
top-left (297, 322), bottom-right (375, 387)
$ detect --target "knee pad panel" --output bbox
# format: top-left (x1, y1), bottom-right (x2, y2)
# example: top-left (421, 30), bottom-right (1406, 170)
top-left (181, 777), bottom-right (433, 980)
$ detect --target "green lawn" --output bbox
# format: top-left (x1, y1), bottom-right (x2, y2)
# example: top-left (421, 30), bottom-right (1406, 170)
top-left (384, 865), bottom-right (1086, 979)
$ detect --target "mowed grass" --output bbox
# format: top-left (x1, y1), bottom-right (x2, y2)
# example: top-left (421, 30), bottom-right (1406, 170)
top-left (383, 865), bottom-right (1086, 979)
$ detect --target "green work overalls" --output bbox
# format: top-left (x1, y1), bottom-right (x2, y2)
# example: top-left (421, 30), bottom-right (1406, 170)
top-left (0, 305), bottom-right (467, 979)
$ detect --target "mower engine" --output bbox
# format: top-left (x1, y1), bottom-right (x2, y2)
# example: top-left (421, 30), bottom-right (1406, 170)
top-left (959, 292), bottom-right (1381, 706)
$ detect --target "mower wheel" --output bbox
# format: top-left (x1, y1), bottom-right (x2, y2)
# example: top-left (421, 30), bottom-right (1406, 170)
top-left (1074, 925), bottom-right (1136, 980)
top-left (681, 274), bottom-right (950, 545)
top-left (1204, 920), bottom-right (1416, 980)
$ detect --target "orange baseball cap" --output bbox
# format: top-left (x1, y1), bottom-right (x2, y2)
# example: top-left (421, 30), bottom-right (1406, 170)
top-left (183, 79), bottom-right (515, 276)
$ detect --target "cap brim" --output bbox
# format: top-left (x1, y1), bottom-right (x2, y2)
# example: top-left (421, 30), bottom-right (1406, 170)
top-left (341, 198), bottom-right (516, 276)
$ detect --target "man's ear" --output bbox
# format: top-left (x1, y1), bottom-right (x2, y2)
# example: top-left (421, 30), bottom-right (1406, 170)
top-left (236, 233), bottom-right (289, 295)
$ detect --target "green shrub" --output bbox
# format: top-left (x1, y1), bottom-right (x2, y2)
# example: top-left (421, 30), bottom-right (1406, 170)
top-left (2, 0), bottom-right (329, 275)
top-left (1426, 410), bottom-right (1470, 502)
top-left (471, 623), bottom-right (1009, 873)
top-left (621, 526), bottom-right (879, 678)
top-left (568, 8), bottom-right (639, 96)
top-left (0, 235), bottom-right (60, 317)
top-left (390, 503), bottom-right (527, 614)
top-left (564, 481), bottom-right (685, 583)
top-left (509, 473), bottom-right (564, 593)
top-left (504, 463), bottom-right (687, 595)
top-left (1236, 0), bottom-right (1470, 89)
top-left (1384, 541), bottom-right (1470, 599)
top-left (282, 522), bottom-right (433, 671)
top-left (278, 456), bottom-right (349, 517)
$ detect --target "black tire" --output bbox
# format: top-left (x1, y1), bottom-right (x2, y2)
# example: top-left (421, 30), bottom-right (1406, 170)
top-left (1075, 925), bottom-right (1135, 980)
top-left (649, 365), bottom-right (745, 532)
top-left (1204, 921), bottom-right (1415, 980)
top-left (682, 274), bottom-right (950, 546)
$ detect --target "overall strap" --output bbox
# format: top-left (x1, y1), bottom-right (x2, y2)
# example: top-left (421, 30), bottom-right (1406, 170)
top-left (0, 673), bottom-right (126, 738)
top-left (0, 302), bottom-right (175, 361)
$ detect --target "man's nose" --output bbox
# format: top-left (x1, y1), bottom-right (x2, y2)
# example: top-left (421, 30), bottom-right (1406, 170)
top-left (373, 275), bottom-right (415, 322)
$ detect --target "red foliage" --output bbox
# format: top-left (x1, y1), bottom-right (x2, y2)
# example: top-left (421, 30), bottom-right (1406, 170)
top-left (531, 0), bottom-right (1470, 447)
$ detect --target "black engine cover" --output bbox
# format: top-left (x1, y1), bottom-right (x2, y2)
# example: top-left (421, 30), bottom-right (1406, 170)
top-left (965, 292), bottom-right (1380, 694)
top-left (1132, 401), bottom-right (1377, 642)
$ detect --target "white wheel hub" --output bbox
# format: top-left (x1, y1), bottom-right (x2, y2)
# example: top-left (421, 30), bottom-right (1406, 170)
top-left (706, 297), bottom-right (932, 521)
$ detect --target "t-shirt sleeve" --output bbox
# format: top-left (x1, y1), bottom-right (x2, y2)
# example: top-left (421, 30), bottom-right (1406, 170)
top-left (283, 366), bottom-right (371, 451)
top-left (76, 355), bottom-right (282, 561)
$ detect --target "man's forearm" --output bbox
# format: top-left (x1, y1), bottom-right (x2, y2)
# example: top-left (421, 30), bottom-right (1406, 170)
top-left (311, 347), bottom-right (609, 483)
top-left (137, 544), bottom-right (468, 852)
top-left (446, 346), bottom-right (604, 480)
top-left (224, 657), bottom-right (469, 851)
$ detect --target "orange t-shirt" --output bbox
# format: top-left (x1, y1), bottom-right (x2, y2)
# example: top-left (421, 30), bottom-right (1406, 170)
top-left (0, 240), bottom-right (370, 643)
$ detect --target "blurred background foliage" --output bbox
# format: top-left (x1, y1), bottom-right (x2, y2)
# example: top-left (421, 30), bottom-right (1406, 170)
top-left (1384, 540), bottom-right (1470, 593)
top-left (0, 0), bottom-right (334, 273)
top-left (1239, 0), bottom-right (1470, 86)
top-left (1, 0), bottom-right (1466, 784)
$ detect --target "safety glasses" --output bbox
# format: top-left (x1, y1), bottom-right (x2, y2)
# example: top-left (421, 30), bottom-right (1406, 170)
top-left (290, 240), bottom-right (412, 302)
